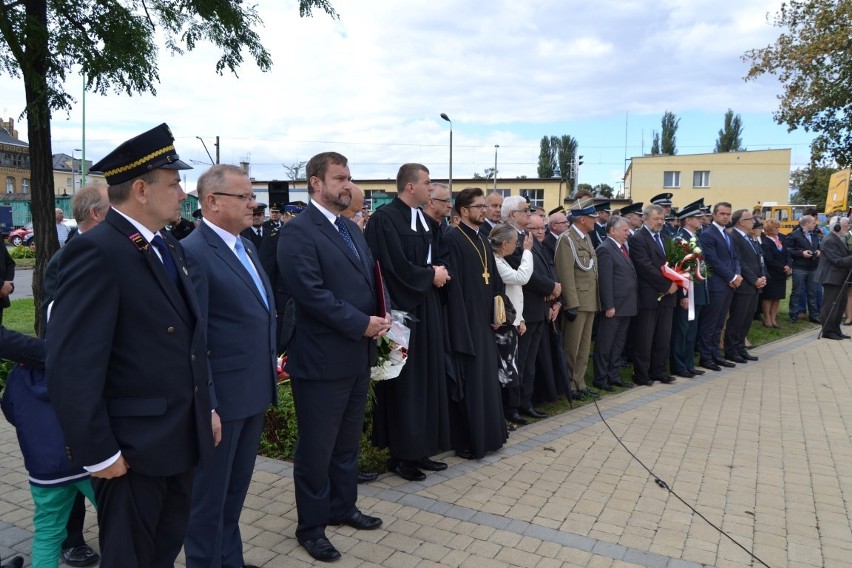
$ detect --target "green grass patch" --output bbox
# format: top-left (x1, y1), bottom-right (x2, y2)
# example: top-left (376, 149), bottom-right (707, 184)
top-left (4, 298), bottom-right (36, 336)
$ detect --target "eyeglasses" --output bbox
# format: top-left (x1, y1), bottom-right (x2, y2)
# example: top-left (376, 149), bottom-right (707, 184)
top-left (213, 192), bottom-right (257, 201)
top-left (431, 197), bottom-right (452, 204)
top-left (516, 208), bottom-right (530, 213)
top-left (550, 220), bottom-right (568, 225)
top-left (463, 204), bottom-right (487, 210)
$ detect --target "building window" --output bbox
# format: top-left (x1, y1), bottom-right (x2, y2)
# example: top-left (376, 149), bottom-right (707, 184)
top-left (5, 177), bottom-right (14, 194)
top-left (522, 189), bottom-right (544, 208)
top-left (693, 171), bottom-right (710, 188)
top-left (21, 178), bottom-right (29, 193)
top-left (663, 171), bottom-right (680, 188)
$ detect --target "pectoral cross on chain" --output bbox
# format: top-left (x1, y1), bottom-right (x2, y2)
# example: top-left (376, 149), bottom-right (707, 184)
top-left (483, 270), bottom-right (490, 284)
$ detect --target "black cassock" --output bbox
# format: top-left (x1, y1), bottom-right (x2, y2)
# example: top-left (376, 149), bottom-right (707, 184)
top-left (444, 222), bottom-right (508, 458)
top-left (365, 198), bottom-right (451, 461)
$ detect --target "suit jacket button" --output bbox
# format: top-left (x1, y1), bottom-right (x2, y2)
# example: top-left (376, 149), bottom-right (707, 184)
top-left (194, 385), bottom-right (199, 393)
top-left (191, 354), bottom-right (196, 361)
top-left (167, 326), bottom-right (175, 334)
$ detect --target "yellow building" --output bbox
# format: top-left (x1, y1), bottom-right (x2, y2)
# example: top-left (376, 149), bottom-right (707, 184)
top-left (52, 153), bottom-right (107, 195)
top-left (1, 119), bottom-right (30, 194)
top-left (624, 149), bottom-right (791, 210)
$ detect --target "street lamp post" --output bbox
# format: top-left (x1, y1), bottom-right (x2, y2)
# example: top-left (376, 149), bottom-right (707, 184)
top-left (71, 148), bottom-right (82, 193)
top-left (494, 145), bottom-right (499, 192)
top-left (440, 113), bottom-right (452, 193)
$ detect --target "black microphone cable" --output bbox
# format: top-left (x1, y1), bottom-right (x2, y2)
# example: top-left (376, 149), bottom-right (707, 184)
top-left (591, 397), bottom-right (773, 568)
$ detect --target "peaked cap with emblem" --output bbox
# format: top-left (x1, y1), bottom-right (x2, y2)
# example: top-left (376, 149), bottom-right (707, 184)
top-left (92, 123), bottom-right (191, 185)
top-left (677, 199), bottom-right (705, 219)
top-left (620, 202), bottom-right (644, 216)
top-left (568, 198), bottom-right (598, 218)
top-left (650, 192), bottom-right (673, 206)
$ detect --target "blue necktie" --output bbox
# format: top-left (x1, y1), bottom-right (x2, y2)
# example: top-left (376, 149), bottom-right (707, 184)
top-left (150, 234), bottom-right (178, 285)
top-left (234, 239), bottom-right (269, 309)
top-left (335, 216), bottom-right (360, 259)
top-left (654, 232), bottom-right (665, 254)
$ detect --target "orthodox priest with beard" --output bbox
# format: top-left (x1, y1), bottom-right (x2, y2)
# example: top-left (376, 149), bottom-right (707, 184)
top-left (443, 187), bottom-right (508, 459)
top-left (365, 164), bottom-right (452, 482)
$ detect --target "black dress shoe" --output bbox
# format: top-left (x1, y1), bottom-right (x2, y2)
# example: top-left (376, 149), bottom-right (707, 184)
top-left (610, 379), bottom-right (633, 388)
top-left (699, 361), bottom-right (722, 371)
top-left (809, 317), bottom-right (822, 324)
top-left (568, 390), bottom-right (584, 400)
top-left (413, 457), bottom-right (447, 471)
top-left (456, 449), bottom-right (477, 460)
top-left (580, 389), bottom-right (601, 398)
top-left (822, 332), bottom-right (844, 340)
top-left (357, 471), bottom-right (379, 484)
top-left (724, 354), bottom-right (747, 364)
top-left (61, 545), bottom-right (100, 567)
top-left (688, 368), bottom-right (705, 375)
top-left (519, 407), bottom-right (548, 418)
top-left (330, 510), bottom-right (383, 530)
top-left (842, 333), bottom-right (852, 339)
top-left (714, 359), bottom-right (736, 368)
top-left (672, 370), bottom-right (695, 379)
top-left (301, 537), bottom-right (341, 562)
top-left (0, 557), bottom-right (23, 568)
top-left (390, 461), bottom-right (426, 481)
top-left (632, 378), bottom-right (653, 386)
top-left (592, 383), bottom-right (615, 392)
top-left (739, 352), bottom-right (758, 361)
top-left (654, 375), bottom-right (676, 384)
top-left (506, 412), bottom-right (529, 425)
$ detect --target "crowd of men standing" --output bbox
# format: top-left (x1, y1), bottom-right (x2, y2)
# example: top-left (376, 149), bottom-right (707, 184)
top-left (6, 120), bottom-right (852, 566)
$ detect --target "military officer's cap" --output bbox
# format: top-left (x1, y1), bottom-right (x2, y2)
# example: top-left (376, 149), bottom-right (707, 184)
top-left (650, 193), bottom-right (673, 206)
top-left (620, 202), bottom-right (644, 216)
top-left (594, 201), bottom-right (612, 213)
top-left (568, 198), bottom-right (598, 218)
top-left (91, 123), bottom-right (191, 185)
top-left (677, 199), bottom-right (705, 219)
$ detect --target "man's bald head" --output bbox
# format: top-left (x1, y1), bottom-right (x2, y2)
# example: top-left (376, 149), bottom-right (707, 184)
top-left (343, 183), bottom-right (365, 220)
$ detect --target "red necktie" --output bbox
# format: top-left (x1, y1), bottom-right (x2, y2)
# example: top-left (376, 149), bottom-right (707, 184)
top-left (621, 244), bottom-right (630, 259)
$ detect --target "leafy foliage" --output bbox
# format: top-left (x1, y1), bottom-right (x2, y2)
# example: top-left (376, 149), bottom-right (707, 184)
top-left (537, 136), bottom-right (555, 178)
top-left (8, 245), bottom-right (35, 259)
top-left (715, 109), bottom-right (746, 152)
top-left (743, 0), bottom-right (852, 166)
top-left (789, 160), bottom-right (839, 204)
top-left (650, 131), bottom-right (660, 155)
top-left (558, 134), bottom-right (578, 192)
top-left (593, 183), bottom-right (614, 198)
top-left (661, 110), bottom-right (679, 155)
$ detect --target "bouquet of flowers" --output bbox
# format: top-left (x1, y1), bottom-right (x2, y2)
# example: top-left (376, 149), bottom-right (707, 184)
top-left (371, 310), bottom-right (411, 381)
top-left (276, 355), bottom-right (290, 383)
top-left (663, 236), bottom-right (708, 287)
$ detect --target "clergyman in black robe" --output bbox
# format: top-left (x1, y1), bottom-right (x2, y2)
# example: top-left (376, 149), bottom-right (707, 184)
top-left (365, 164), bottom-right (452, 481)
top-left (443, 187), bottom-right (508, 459)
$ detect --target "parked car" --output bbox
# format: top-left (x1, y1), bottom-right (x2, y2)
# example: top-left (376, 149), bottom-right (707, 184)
top-left (8, 222), bottom-right (33, 246)
top-left (23, 219), bottom-right (78, 246)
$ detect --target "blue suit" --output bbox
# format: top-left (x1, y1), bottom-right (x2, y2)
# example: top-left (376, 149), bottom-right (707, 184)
top-left (670, 228), bottom-right (707, 374)
top-left (698, 224), bottom-right (740, 363)
top-left (278, 203), bottom-right (385, 543)
top-left (182, 221), bottom-right (277, 568)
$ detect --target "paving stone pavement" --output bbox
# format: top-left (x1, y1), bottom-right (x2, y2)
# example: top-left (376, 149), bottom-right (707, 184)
top-left (0, 328), bottom-right (850, 567)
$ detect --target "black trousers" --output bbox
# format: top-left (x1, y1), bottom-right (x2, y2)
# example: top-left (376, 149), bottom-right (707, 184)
top-left (631, 306), bottom-right (674, 381)
top-left (821, 284), bottom-right (848, 335)
top-left (93, 469), bottom-right (193, 568)
top-left (724, 291), bottom-right (758, 356)
top-left (699, 289), bottom-right (734, 362)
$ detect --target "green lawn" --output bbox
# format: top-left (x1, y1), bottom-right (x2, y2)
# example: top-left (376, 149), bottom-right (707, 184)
top-left (4, 298), bottom-right (37, 336)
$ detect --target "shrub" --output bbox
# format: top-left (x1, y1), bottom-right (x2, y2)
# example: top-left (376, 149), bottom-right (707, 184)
top-left (8, 245), bottom-right (35, 260)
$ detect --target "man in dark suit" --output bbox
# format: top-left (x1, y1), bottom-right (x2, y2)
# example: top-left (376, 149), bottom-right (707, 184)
top-left (816, 216), bottom-right (852, 339)
top-left (480, 191), bottom-right (503, 238)
top-left (544, 209), bottom-right (567, 260)
top-left (697, 202), bottom-right (743, 371)
top-left (593, 216), bottom-right (636, 390)
top-left (240, 202), bottom-right (266, 249)
top-left (182, 165), bottom-right (277, 568)
top-left (620, 202), bottom-right (644, 236)
top-left (278, 152), bottom-right (389, 562)
top-left (0, 231), bottom-right (14, 325)
top-left (261, 205), bottom-right (282, 233)
top-left (628, 203), bottom-right (678, 385)
top-left (725, 210), bottom-right (766, 362)
top-left (669, 199), bottom-right (708, 378)
top-left (46, 124), bottom-right (218, 567)
top-left (786, 215), bottom-right (822, 323)
top-left (650, 193), bottom-right (675, 238)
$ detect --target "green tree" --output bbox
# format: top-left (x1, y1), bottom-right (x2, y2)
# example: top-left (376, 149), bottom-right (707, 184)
top-left (661, 111), bottom-right (679, 155)
top-left (537, 136), bottom-right (555, 177)
top-left (593, 183), bottom-right (614, 198)
top-left (790, 160), bottom-right (838, 204)
top-left (715, 109), bottom-right (745, 152)
top-left (0, 0), bottom-right (336, 333)
top-left (650, 131), bottom-right (661, 155)
top-left (576, 183), bottom-right (593, 194)
top-left (743, 0), bottom-right (852, 166)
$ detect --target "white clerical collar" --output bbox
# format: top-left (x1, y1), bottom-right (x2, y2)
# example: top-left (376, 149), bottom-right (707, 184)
top-left (410, 207), bottom-right (430, 233)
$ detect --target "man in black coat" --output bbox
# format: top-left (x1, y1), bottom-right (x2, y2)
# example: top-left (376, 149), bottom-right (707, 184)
top-left (543, 209), bottom-right (567, 260)
top-left (628, 203), bottom-right (679, 385)
top-left (725, 210), bottom-right (766, 362)
top-left (240, 202), bottom-right (266, 249)
top-left (786, 215), bottom-right (822, 323)
top-left (816, 216), bottom-right (852, 339)
top-left (46, 124), bottom-right (218, 567)
top-left (278, 152), bottom-right (389, 562)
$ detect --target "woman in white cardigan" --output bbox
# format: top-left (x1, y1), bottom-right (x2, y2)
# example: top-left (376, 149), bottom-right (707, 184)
top-left (489, 223), bottom-right (534, 411)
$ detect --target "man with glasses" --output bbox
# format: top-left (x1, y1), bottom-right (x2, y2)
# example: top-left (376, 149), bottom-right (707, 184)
top-left (182, 165), bottom-right (277, 568)
top-left (444, 187), bottom-right (508, 459)
top-left (544, 209), bottom-right (568, 260)
top-left (424, 182), bottom-right (452, 231)
top-left (724, 209), bottom-right (766, 363)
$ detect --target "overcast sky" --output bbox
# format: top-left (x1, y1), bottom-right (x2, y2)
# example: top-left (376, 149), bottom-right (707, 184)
top-left (0, 0), bottom-right (814, 194)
